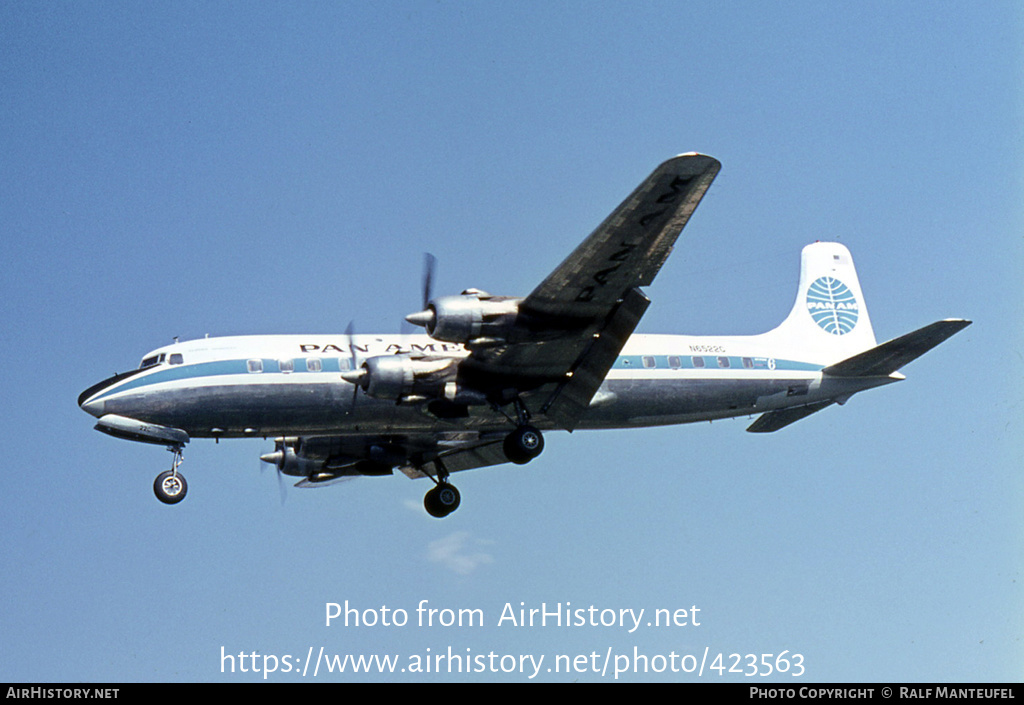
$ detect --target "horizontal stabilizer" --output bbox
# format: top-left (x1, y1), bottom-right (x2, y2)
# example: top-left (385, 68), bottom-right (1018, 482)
top-left (823, 319), bottom-right (971, 378)
top-left (747, 401), bottom-right (835, 433)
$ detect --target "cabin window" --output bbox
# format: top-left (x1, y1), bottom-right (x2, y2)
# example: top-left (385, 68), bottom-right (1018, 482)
top-left (692, 356), bottom-right (705, 368)
top-left (279, 359), bottom-right (294, 374)
top-left (169, 353), bottom-right (184, 365)
top-left (717, 356), bottom-right (730, 368)
top-left (339, 357), bottom-right (351, 372)
top-left (247, 359), bottom-right (263, 373)
top-left (306, 358), bottom-right (322, 372)
top-left (668, 355), bottom-right (682, 369)
top-left (742, 357), bottom-right (754, 369)
top-left (642, 356), bottom-right (656, 369)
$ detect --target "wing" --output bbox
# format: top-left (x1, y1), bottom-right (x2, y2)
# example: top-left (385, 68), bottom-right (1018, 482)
top-left (523, 153), bottom-right (721, 320)
top-left (460, 153), bottom-right (720, 429)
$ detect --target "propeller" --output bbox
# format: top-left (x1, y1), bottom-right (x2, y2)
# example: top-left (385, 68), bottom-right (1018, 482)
top-left (405, 252), bottom-right (437, 330)
top-left (422, 252), bottom-right (436, 310)
top-left (259, 439), bottom-right (289, 505)
top-left (339, 321), bottom-right (366, 409)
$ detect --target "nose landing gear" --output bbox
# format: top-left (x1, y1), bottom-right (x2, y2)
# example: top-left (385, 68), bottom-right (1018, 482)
top-left (153, 446), bottom-right (187, 505)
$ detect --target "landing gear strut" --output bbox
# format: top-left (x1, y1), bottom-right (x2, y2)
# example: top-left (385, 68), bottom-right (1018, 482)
top-left (154, 446), bottom-right (187, 505)
top-left (422, 456), bottom-right (461, 518)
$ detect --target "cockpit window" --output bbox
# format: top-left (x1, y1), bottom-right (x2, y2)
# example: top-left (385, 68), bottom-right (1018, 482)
top-left (139, 353), bottom-right (166, 369)
top-left (169, 353), bottom-right (184, 365)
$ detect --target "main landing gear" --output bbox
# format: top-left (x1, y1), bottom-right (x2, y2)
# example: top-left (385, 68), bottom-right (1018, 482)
top-left (422, 399), bottom-right (545, 519)
top-left (153, 445), bottom-right (187, 505)
top-left (501, 396), bottom-right (545, 465)
top-left (422, 456), bottom-right (461, 519)
top-left (503, 424), bottom-right (544, 465)
top-left (423, 481), bottom-right (461, 519)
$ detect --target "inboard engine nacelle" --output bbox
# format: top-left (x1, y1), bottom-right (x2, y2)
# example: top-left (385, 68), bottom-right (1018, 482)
top-left (405, 290), bottom-right (520, 346)
top-left (342, 355), bottom-right (459, 403)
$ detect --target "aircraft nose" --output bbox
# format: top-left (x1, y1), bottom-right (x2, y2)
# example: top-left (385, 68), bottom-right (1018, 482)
top-left (78, 388), bottom-right (105, 418)
top-left (78, 368), bottom-right (148, 418)
top-left (78, 374), bottom-right (122, 418)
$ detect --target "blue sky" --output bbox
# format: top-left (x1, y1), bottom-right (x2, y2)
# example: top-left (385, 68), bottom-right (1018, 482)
top-left (1, 1), bottom-right (1021, 682)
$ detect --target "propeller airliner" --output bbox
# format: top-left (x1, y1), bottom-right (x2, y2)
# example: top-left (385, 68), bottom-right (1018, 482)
top-left (78, 154), bottom-right (970, 517)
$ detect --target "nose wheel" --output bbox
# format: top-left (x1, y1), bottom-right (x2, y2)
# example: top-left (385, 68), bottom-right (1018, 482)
top-left (154, 446), bottom-right (187, 505)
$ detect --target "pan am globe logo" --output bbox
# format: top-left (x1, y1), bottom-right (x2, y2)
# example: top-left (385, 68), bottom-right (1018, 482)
top-left (806, 277), bottom-right (859, 335)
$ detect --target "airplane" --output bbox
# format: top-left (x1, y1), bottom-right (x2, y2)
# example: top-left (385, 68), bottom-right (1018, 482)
top-left (78, 153), bottom-right (971, 517)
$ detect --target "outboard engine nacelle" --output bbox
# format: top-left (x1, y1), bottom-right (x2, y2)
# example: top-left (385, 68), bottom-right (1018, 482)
top-left (260, 438), bottom-right (323, 477)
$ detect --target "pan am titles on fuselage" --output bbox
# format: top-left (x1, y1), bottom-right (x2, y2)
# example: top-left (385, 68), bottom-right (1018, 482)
top-left (78, 154), bottom-right (970, 517)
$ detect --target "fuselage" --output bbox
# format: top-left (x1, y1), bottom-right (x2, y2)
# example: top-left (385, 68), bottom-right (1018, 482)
top-left (78, 332), bottom-right (887, 440)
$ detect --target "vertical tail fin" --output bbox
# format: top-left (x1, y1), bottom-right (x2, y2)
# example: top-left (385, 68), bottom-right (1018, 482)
top-left (759, 242), bottom-right (877, 365)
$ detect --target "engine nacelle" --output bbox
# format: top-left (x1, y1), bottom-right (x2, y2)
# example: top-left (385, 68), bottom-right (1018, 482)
top-left (261, 440), bottom-right (323, 477)
top-left (347, 355), bottom-right (457, 402)
top-left (263, 437), bottom-right (401, 482)
top-left (406, 292), bottom-right (520, 345)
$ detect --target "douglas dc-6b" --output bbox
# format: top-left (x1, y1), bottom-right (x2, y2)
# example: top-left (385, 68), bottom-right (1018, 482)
top-left (78, 154), bottom-right (970, 517)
